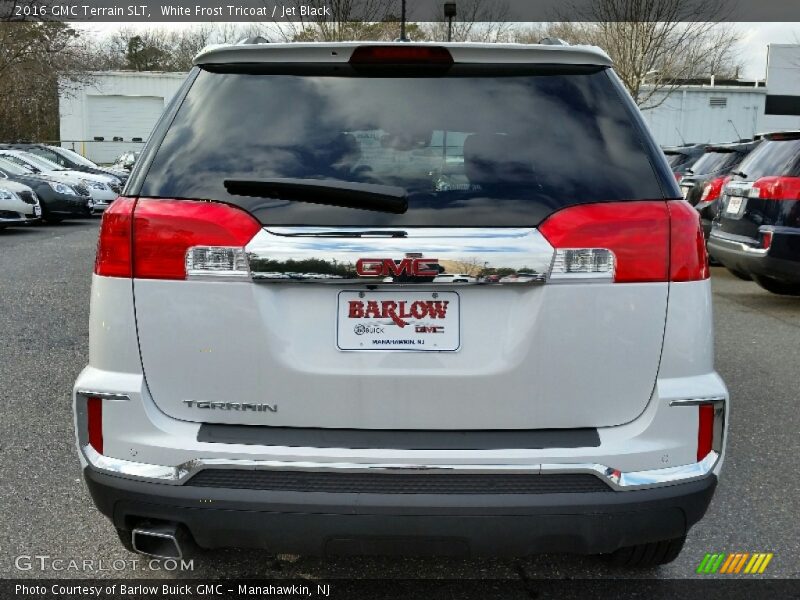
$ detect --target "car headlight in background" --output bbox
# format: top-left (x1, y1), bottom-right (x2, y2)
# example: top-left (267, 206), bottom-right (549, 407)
top-left (81, 179), bottom-right (109, 191)
top-left (0, 189), bottom-right (19, 201)
top-left (48, 181), bottom-right (78, 195)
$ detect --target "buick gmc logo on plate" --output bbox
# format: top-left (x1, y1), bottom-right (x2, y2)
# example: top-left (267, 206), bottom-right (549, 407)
top-left (337, 291), bottom-right (460, 352)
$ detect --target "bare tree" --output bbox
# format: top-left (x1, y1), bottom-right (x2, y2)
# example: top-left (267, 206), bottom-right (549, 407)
top-left (211, 22), bottom-right (270, 44)
top-left (444, 258), bottom-right (485, 277)
top-left (519, 0), bottom-right (743, 108)
top-left (422, 0), bottom-right (514, 43)
top-left (0, 8), bottom-right (96, 140)
top-left (87, 24), bottom-right (273, 73)
top-left (273, 0), bottom-right (403, 42)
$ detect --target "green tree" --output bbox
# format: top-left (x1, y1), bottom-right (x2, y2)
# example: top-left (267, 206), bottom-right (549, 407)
top-left (125, 35), bottom-right (167, 71)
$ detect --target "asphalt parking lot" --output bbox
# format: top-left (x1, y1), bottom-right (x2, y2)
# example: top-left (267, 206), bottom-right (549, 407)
top-left (1, 219), bottom-right (798, 582)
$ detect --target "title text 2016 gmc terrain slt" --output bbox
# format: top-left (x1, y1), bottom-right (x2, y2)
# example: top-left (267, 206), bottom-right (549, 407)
top-left (73, 42), bottom-right (728, 567)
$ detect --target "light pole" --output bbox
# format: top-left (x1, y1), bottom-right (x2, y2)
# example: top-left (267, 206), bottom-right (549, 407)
top-left (444, 2), bottom-right (456, 42)
top-left (400, 0), bottom-right (407, 41)
top-left (442, 2), bottom-right (457, 165)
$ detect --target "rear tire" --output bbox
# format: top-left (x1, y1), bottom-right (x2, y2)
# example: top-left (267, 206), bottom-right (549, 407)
top-left (726, 268), bottom-right (752, 281)
top-left (603, 535), bottom-right (686, 568)
top-left (753, 276), bottom-right (800, 296)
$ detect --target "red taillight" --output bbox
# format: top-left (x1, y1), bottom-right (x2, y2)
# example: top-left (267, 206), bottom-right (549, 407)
top-left (539, 201), bottom-right (670, 283)
top-left (668, 200), bottom-right (709, 282)
top-left (94, 197), bottom-right (135, 277)
top-left (700, 176), bottom-right (728, 203)
top-left (697, 404), bottom-right (715, 461)
top-left (760, 230), bottom-right (774, 250)
top-left (349, 45), bottom-right (453, 65)
top-left (765, 132), bottom-right (800, 141)
top-left (132, 199), bottom-right (261, 280)
top-left (87, 397), bottom-right (103, 454)
top-left (749, 176), bottom-right (800, 200)
top-left (95, 198), bottom-right (261, 280)
top-left (539, 200), bottom-right (708, 283)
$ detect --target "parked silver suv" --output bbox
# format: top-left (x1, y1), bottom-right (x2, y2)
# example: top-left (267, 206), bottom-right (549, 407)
top-left (74, 42), bottom-right (727, 566)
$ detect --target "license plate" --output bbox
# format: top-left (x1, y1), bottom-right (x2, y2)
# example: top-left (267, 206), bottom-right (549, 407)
top-left (726, 196), bottom-right (744, 215)
top-left (34, 205), bottom-right (41, 216)
top-left (681, 186), bottom-right (691, 200)
top-left (337, 290), bottom-right (460, 351)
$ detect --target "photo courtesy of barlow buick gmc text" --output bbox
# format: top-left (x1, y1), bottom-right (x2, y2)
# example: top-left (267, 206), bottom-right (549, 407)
top-left (1, 2), bottom-right (799, 599)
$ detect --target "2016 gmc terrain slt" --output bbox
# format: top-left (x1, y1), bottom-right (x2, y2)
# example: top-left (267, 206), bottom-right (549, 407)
top-left (74, 41), bottom-right (728, 567)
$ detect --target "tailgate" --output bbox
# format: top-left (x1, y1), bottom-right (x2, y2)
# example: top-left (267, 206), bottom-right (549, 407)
top-left (134, 227), bottom-right (667, 430)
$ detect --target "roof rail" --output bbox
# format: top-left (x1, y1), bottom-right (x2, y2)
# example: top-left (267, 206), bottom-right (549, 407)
top-left (539, 38), bottom-right (570, 46)
top-left (238, 36), bottom-right (269, 45)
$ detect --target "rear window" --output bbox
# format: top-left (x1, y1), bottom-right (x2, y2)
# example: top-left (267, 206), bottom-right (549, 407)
top-left (24, 147), bottom-right (64, 166)
top-left (664, 153), bottom-right (687, 168)
top-left (689, 151), bottom-right (739, 175)
top-left (0, 157), bottom-right (31, 176)
top-left (138, 67), bottom-right (667, 227)
top-left (734, 139), bottom-right (800, 180)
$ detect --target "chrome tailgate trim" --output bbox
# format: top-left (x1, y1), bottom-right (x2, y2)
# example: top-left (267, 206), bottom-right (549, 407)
top-left (246, 227), bottom-right (554, 285)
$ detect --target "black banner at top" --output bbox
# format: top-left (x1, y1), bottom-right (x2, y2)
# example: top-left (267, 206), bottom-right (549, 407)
top-left (2, 0), bottom-right (800, 22)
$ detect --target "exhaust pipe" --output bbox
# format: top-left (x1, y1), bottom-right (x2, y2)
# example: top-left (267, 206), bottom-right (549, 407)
top-left (132, 522), bottom-right (194, 560)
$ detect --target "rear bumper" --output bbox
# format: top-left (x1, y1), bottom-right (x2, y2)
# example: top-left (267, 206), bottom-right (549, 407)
top-left (0, 214), bottom-right (38, 223)
top-left (708, 228), bottom-right (800, 283)
top-left (84, 466), bottom-right (716, 556)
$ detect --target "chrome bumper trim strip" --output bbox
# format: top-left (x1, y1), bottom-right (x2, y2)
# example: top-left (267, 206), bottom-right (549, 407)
top-left (708, 231), bottom-right (768, 256)
top-left (82, 445), bottom-right (719, 492)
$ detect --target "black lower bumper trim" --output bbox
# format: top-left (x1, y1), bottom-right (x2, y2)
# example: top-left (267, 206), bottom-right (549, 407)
top-left (84, 467), bottom-right (717, 557)
top-left (186, 469), bottom-right (612, 494)
top-left (709, 233), bottom-right (800, 284)
top-left (197, 424), bottom-right (601, 450)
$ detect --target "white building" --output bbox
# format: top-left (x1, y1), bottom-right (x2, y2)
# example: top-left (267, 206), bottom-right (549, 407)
top-left (641, 44), bottom-right (800, 146)
top-left (760, 44), bottom-right (800, 134)
top-left (59, 71), bottom-right (186, 164)
top-left (640, 83), bottom-right (766, 146)
top-left (58, 44), bottom-right (800, 161)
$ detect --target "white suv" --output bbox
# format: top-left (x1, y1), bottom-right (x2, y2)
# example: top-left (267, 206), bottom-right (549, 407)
top-left (74, 42), bottom-right (727, 566)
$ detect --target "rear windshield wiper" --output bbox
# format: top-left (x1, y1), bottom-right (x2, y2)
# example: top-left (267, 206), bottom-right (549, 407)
top-left (224, 178), bottom-right (408, 214)
top-left (731, 170), bottom-right (748, 179)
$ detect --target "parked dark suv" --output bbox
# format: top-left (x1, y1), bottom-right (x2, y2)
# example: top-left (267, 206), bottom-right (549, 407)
top-left (708, 131), bottom-right (800, 294)
top-left (679, 141), bottom-right (761, 239)
top-left (663, 144), bottom-right (707, 182)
